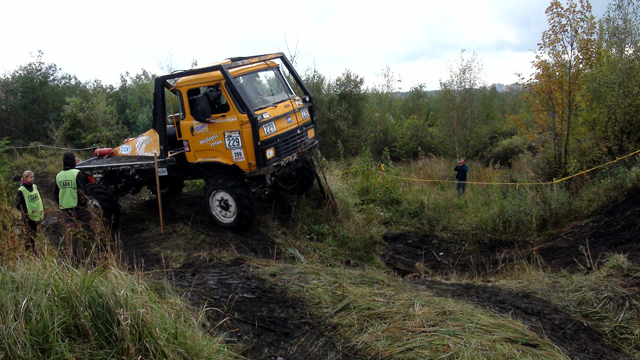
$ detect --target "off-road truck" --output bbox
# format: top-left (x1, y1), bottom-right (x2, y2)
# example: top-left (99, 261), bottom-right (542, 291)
top-left (77, 53), bottom-right (318, 228)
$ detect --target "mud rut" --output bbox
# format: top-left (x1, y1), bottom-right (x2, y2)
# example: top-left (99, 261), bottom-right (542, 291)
top-left (117, 193), bottom-right (365, 360)
top-left (34, 181), bottom-right (640, 360)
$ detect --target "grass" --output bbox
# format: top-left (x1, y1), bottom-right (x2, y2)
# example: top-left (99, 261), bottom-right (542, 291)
top-left (338, 153), bottom-right (640, 246)
top-left (0, 257), bottom-right (236, 360)
top-left (495, 254), bottom-right (640, 358)
top-left (262, 263), bottom-right (569, 359)
top-left (0, 168), bottom-right (236, 359)
top-left (4, 147), bottom-right (95, 179)
top-left (2, 148), bottom-right (640, 358)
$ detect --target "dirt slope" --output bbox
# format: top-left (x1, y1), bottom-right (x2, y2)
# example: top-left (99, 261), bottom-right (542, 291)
top-left (381, 190), bottom-right (640, 360)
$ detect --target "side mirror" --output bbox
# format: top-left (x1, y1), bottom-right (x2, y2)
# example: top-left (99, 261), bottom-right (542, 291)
top-left (193, 95), bottom-right (212, 122)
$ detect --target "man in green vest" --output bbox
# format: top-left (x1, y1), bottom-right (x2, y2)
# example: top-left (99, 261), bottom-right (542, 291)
top-left (16, 170), bottom-right (43, 255)
top-left (54, 152), bottom-right (98, 258)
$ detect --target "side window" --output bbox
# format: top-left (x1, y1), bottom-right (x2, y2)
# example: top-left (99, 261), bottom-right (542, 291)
top-left (188, 85), bottom-right (231, 122)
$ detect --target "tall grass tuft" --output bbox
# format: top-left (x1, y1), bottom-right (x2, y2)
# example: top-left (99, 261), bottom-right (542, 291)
top-left (0, 257), bottom-right (235, 359)
top-left (0, 177), bottom-right (28, 264)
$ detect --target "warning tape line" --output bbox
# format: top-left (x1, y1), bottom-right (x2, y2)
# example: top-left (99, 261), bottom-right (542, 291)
top-left (4, 144), bottom-right (95, 151)
top-left (383, 149), bottom-right (640, 187)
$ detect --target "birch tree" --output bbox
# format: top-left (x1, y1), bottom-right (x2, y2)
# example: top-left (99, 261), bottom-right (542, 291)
top-left (439, 49), bottom-right (485, 159)
top-left (527, 0), bottom-right (596, 173)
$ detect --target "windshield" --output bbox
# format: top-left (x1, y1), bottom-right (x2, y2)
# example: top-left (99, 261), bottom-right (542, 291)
top-left (234, 68), bottom-right (296, 112)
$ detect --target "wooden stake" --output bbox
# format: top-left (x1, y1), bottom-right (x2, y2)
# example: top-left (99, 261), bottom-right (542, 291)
top-left (154, 154), bottom-right (164, 234)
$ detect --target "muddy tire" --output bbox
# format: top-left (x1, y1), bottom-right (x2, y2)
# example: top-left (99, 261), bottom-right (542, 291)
top-left (148, 177), bottom-right (185, 198)
top-left (204, 175), bottom-right (257, 229)
top-left (275, 160), bottom-right (316, 195)
top-left (85, 183), bottom-right (121, 227)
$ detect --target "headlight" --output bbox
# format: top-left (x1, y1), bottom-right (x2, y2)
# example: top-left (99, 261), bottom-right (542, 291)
top-left (266, 147), bottom-right (275, 159)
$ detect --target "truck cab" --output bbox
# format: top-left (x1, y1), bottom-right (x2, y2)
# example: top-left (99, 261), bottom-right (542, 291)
top-left (81, 53), bottom-right (319, 228)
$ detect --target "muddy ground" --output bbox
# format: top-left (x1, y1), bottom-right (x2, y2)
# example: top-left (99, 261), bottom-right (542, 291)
top-left (32, 180), bottom-right (640, 360)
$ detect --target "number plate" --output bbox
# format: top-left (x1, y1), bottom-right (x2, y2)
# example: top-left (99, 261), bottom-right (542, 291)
top-left (224, 130), bottom-right (243, 150)
top-left (300, 108), bottom-right (310, 119)
top-left (158, 168), bottom-right (168, 176)
top-left (262, 122), bottom-right (277, 136)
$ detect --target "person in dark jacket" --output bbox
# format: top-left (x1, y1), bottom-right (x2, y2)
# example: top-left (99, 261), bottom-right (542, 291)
top-left (454, 158), bottom-right (469, 196)
top-left (16, 170), bottom-right (43, 255)
top-left (54, 152), bottom-right (98, 257)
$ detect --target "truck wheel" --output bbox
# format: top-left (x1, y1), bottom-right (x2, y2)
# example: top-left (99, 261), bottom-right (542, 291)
top-left (275, 160), bottom-right (316, 195)
top-left (86, 183), bottom-right (121, 227)
top-left (204, 175), bottom-right (257, 229)
top-left (148, 177), bottom-right (185, 198)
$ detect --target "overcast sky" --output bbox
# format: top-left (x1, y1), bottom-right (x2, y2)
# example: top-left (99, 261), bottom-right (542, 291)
top-left (2, 0), bottom-right (610, 91)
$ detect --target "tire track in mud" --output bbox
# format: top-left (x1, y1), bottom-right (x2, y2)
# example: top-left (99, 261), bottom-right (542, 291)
top-left (113, 188), bottom-right (636, 360)
top-left (168, 259), bottom-right (365, 360)
top-left (382, 231), bottom-right (631, 359)
top-left (118, 194), bottom-right (365, 360)
top-left (411, 279), bottom-right (629, 360)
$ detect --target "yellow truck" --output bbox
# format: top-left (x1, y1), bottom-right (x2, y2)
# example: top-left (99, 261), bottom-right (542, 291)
top-left (77, 53), bottom-right (318, 228)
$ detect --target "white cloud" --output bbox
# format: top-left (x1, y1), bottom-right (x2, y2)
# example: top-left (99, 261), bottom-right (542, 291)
top-left (1, 0), bottom-right (611, 90)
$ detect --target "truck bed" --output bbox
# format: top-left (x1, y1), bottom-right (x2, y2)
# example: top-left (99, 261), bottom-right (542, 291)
top-left (76, 155), bottom-right (176, 172)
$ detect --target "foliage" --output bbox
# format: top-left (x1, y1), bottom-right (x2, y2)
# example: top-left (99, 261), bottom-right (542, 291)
top-left (112, 70), bottom-right (155, 135)
top-left (525, 0), bottom-right (597, 175)
top-left (0, 258), bottom-right (234, 359)
top-left (54, 86), bottom-right (128, 148)
top-left (438, 49), bottom-right (486, 159)
top-left (0, 51), bottom-right (87, 145)
top-left (0, 139), bottom-right (10, 177)
top-left (312, 69), bottom-right (367, 159)
top-left (580, 0), bottom-right (640, 161)
top-left (333, 153), bottom-right (640, 244)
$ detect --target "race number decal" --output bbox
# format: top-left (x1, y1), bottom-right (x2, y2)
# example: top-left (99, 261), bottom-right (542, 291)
top-left (262, 122), bottom-right (277, 136)
top-left (224, 130), bottom-right (243, 150)
top-left (232, 149), bottom-right (245, 162)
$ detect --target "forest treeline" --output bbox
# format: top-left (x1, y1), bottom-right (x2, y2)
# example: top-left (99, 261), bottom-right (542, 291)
top-left (1, 0), bottom-right (638, 180)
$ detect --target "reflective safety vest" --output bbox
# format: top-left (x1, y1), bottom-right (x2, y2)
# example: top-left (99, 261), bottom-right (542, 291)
top-left (56, 169), bottom-right (80, 209)
top-left (18, 184), bottom-right (44, 222)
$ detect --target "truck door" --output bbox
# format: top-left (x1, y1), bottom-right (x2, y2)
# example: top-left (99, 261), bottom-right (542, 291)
top-left (181, 84), bottom-right (251, 171)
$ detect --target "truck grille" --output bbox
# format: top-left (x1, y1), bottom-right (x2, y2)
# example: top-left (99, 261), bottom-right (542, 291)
top-left (276, 131), bottom-right (309, 158)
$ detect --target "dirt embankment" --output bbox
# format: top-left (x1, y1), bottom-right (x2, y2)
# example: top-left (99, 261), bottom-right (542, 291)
top-left (381, 190), bottom-right (640, 360)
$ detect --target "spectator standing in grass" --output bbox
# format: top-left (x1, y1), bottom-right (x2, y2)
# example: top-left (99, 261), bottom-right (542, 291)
top-left (454, 158), bottom-right (469, 196)
top-left (16, 170), bottom-right (43, 255)
top-left (54, 152), bottom-right (98, 258)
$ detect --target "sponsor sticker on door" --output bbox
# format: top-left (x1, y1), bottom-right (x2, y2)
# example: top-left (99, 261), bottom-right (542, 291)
top-left (194, 123), bottom-right (209, 134)
top-left (232, 149), bottom-right (245, 162)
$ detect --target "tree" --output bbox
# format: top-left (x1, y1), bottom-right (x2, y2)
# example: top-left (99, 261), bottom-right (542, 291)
top-left (438, 49), bottom-right (485, 158)
top-left (112, 70), bottom-right (155, 135)
top-left (527, 0), bottom-right (596, 173)
top-left (580, 0), bottom-right (640, 158)
top-left (54, 84), bottom-right (128, 148)
top-left (314, 70), bottom-right (366, 159)
top-left (0, 51), bottom-right (86, 144)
